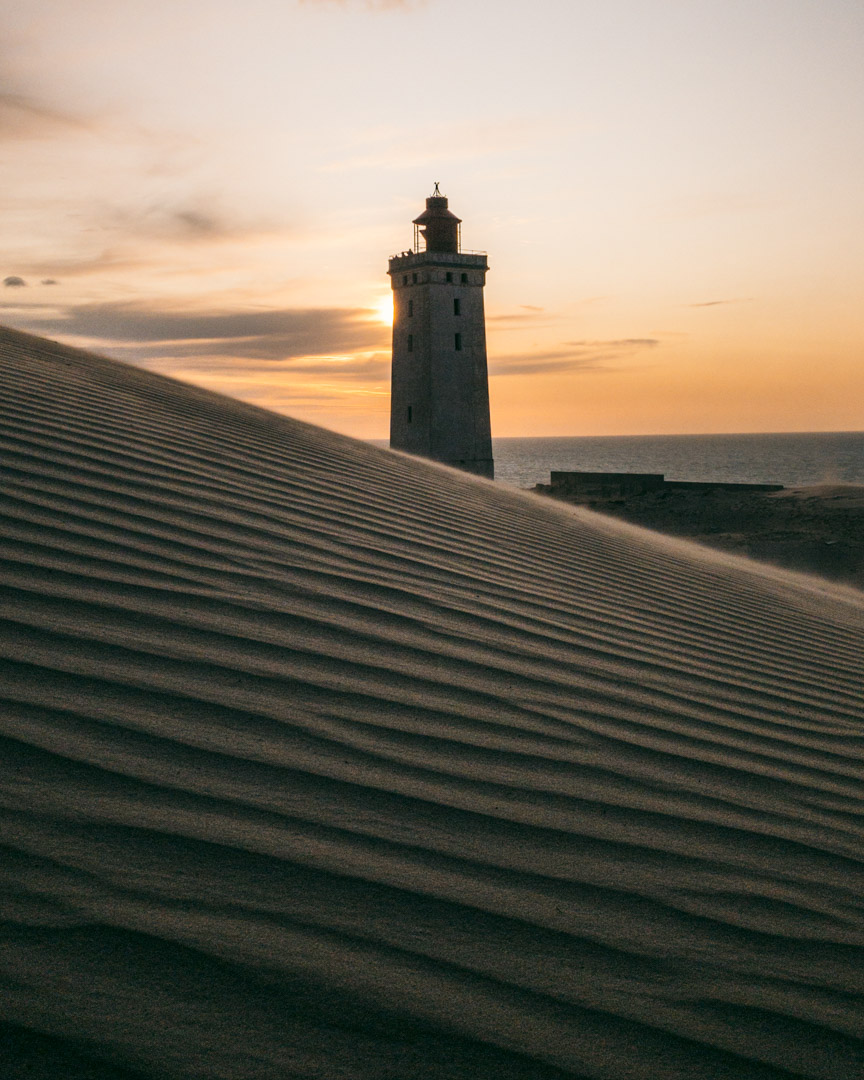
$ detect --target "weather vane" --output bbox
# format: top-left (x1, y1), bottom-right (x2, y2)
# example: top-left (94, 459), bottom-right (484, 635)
top-left (432, 181), bottom-right (442, 196)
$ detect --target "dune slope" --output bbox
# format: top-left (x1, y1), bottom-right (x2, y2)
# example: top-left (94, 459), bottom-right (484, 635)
top-left (0, 325), bottom-right (862, 1080)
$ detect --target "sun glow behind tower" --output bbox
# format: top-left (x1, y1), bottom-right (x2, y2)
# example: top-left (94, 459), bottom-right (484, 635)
top-left (372, 295), bottom-right (394, 326)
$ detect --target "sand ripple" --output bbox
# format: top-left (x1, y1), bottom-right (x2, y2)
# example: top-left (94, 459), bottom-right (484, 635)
top-left (1, 326), bottom-right (863, 1079)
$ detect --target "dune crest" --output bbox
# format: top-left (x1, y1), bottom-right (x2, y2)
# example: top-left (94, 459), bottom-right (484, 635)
top-left (1, 325), bottom-right (862, 1080)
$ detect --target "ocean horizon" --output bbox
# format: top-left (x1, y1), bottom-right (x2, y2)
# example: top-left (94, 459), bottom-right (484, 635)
top-left (373, 431), bottom-right (864, 489)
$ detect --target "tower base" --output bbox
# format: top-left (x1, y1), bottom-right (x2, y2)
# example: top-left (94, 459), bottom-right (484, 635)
top-left (441, 456), bottom-right (494, 480)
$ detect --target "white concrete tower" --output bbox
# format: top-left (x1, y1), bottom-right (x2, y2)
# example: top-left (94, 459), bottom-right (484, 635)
top-left (388, 186), bottom-right (494, 480)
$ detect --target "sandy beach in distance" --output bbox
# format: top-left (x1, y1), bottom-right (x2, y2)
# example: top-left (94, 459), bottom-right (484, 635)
top-left (1, 324), bottom-right (863, 1080)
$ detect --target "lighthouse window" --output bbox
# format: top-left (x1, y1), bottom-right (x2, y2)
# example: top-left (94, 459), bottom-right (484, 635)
top-left (407, 406), bottom-right (413, 423)
top-left (412, 273), bottom-right (418, 283)
top-left (446, 272), bottom-right (453, 283)
top-left (408, 299), bottom-right (413, 317)
top-left (453, 298), bottom-right (461, 316)
top-left (402, 275), bottom-right (408, 285)
top-left (460, 273), bottom-right (468, 283)
top-left (407, 334), bottom-right (414, 352)
top-left (454, 333), bottom-right (462, 351)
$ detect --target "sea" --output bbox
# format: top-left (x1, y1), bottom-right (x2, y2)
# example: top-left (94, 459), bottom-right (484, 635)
top-left (374, 432), bottom-right (864, 489)
top-left (491, 431), bottom-right (864, 489)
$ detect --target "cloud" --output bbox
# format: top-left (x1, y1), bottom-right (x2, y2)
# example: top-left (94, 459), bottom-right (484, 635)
top-left (488, 306), bottom-right (556, 330)
top-left (40, 279), bottom-right (59, 285)
top-left (489, 312), bottom-right (549, 324)
top-left (491, 338), bottom-right (659, 377)
top-left (0, 77), bottom-right (280, 280)
top-left (141, 351), bottom-right (391, 383)
top-left (0, 302), bottom-right (56, 313)
top-left (171, 209), bottom-right (227, 236)
top-left (2, 276), bottom-right (27, 287)
top-left (0, 91), bottom-right (91, 141)
top-left (490, 349), bottom-right (606, 377)
top-left (102, 200), bottom-right (278, 245)
top-left (14, 205), bottom-right (287, 282)
top-left (686, 298), bottom-right (751, 307)
top-left (564, 338), bottom-right (659, 348)
top-left (18, 250), bottom-right (156, 281)
top-left (16, 300), bottom-right (391, 362)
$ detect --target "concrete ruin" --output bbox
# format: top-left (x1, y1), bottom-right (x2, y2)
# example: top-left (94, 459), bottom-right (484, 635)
top-left (546, 471), bottom-right (784, 500)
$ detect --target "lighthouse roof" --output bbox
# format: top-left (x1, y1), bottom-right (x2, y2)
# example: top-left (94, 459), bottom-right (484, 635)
top-left (413, 196), bottom-right (462, 226)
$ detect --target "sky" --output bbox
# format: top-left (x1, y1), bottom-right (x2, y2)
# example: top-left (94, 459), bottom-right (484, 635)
top-left (2, 0), bottom-right (863, 438)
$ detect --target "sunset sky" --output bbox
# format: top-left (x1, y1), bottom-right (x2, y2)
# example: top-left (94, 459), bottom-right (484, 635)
top-left (2, 0), bottom-right (863, 438)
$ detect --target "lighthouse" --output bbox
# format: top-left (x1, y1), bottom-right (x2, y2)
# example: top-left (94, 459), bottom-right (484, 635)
top-left (388, 186), bottom-right (494, 480)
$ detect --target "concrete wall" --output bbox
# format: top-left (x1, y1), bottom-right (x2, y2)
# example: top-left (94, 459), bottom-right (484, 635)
top-left (549, 471), bottom-right (784, 498)
top-left (550, 472), bottom-right (665, 497)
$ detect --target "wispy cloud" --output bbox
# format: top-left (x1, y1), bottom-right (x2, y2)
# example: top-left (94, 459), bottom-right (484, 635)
top-left (488, 305), bottom-right (558, 330)
top-left (14, 250), bottom-right (150, 281)
top-left (489, 310), bottom-right (550, 324)
top-left (0, 91), bottom-right (91, 141)
top-left (0, 58), bottom-right (283, 283)
top-left (491, 338), bottom-right (659, 377)
top-left (14, 299), bottom-right (390, 361)
top-left (140, 351), bottom-right (390, 382)
top-left (99, 199), bottom-right (281, 245)
top-left (565, 338), bottom-right (659, 348)
top-left (686, 298), bottom-right (752, 307)
top-left (9, 199), bottom-right (288, 283)
top-left (490, 349), bottom-right (605, 377)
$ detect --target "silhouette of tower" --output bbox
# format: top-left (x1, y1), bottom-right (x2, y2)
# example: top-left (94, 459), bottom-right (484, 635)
top-left (388, 186), bottom-right (494, 480)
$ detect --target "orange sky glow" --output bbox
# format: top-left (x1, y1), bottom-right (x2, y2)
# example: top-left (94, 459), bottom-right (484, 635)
top-left (2, 0), bottom-right (863, 439)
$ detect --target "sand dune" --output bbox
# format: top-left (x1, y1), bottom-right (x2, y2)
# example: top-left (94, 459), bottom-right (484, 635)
top-left (0, 324), bottom-right (862, 1080)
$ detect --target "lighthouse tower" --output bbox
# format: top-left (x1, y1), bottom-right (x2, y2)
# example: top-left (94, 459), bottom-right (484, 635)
top-left (388, 186), bottom-right (494, 480)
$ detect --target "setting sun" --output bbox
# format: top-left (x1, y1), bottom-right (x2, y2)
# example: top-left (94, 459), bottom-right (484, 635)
top-left (371, 294), bottom-right (394, 326)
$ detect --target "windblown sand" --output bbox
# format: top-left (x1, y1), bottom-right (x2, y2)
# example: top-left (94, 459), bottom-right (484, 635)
top-left (537, 482), bottom-right (864, 588)
top-left (0, 325), bottom-right (862, 1080)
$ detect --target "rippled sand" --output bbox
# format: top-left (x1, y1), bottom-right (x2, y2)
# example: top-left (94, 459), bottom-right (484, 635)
top-left (1, 325), bottom-right (862, 1079)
